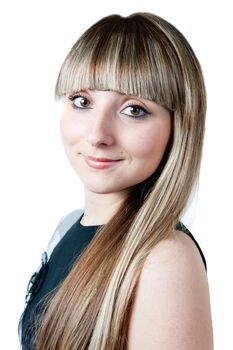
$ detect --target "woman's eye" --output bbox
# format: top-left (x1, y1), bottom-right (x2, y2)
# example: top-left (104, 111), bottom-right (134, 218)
top-left (121, 105), bottom-right (149, 118)
top-left (69, 95), bottom-right (91, 109)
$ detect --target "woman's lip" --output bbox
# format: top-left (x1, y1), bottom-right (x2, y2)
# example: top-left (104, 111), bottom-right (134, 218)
top-left (83, 155), bottom-right (123, 169)
top-left (85, 155), bottom-right (121, 162)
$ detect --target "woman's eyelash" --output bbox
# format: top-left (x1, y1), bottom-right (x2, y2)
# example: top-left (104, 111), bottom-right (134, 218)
top-left (68, 94), bottom-right (90, 109)
top-left (68, 94), bottom-right (81, 101)
top-left (122, 103), bottom-right (150, 118)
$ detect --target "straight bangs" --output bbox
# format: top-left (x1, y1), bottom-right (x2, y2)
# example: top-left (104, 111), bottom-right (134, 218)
top-left (55, 14), bottom-right (185, 111)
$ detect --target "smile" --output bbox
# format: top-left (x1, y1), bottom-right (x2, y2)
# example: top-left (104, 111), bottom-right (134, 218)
top-left (83, 155), bottom-right (123, 170)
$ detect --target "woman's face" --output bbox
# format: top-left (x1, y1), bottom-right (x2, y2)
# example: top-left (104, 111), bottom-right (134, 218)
top-left (60, 89), bottom-right (171, 197)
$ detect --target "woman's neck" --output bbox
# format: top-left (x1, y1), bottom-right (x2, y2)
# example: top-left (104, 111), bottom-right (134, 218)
top-left (81, 189), bottom-right (127, 226)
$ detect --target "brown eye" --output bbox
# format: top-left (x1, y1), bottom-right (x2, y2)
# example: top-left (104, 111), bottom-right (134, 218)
top-left (121, 104), bottom-right (149, 118)
top-left (73, 96), bottom-right (90, 108)
top-left (68, 95), bottom-right (91, 109)
top-left (129, 106), bottom-right (141, 116)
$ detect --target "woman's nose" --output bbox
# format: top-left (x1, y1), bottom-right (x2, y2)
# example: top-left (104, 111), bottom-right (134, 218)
top-left (86, 113), bottom-right (115, 147)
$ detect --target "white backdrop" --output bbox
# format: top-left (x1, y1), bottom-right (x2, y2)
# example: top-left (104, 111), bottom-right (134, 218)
top-left (0, 1), bottom-right (232, 348)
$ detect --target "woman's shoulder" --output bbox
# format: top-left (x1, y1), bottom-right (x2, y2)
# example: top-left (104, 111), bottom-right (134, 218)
top-left (144, 228), bottom-right (207, 273)
top-left (128, 230), bottom-right (213, 349)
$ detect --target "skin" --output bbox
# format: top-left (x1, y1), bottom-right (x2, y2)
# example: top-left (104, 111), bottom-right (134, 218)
top-left (60, 88), bottom-right (171, 225)
top-left (128, 231), bottom-right (214, 349)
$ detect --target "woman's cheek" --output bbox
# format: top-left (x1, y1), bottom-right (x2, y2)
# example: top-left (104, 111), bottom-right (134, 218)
top-left (131, 128), bottom-right (171, 163)
top-left (60, 117), bottom-right (82, 147)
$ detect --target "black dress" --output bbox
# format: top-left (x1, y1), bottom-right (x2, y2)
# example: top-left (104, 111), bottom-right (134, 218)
top-left (20, 216), bottom-right (207, 349)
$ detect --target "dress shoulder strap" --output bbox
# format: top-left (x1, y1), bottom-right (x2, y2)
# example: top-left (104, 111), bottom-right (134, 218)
top-left (46, 209), bottom-right (84, 259)
top-left (176, 221), bottom-right (207, 272)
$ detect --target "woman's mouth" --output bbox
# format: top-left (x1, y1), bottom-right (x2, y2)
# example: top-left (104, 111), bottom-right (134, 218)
top-left (83, 155), bottom-right (123, 170)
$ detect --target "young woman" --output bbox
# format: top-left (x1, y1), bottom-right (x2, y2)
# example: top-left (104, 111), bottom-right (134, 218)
top-left (20, 12), bottom-right (213, 350)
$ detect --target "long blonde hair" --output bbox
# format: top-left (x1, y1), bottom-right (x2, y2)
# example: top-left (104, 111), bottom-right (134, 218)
top-left (36, 12), bottom-right (206, 349)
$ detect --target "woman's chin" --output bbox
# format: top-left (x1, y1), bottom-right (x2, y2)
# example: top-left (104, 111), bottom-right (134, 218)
top-left (82, 180), bottom-right (129, 196)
